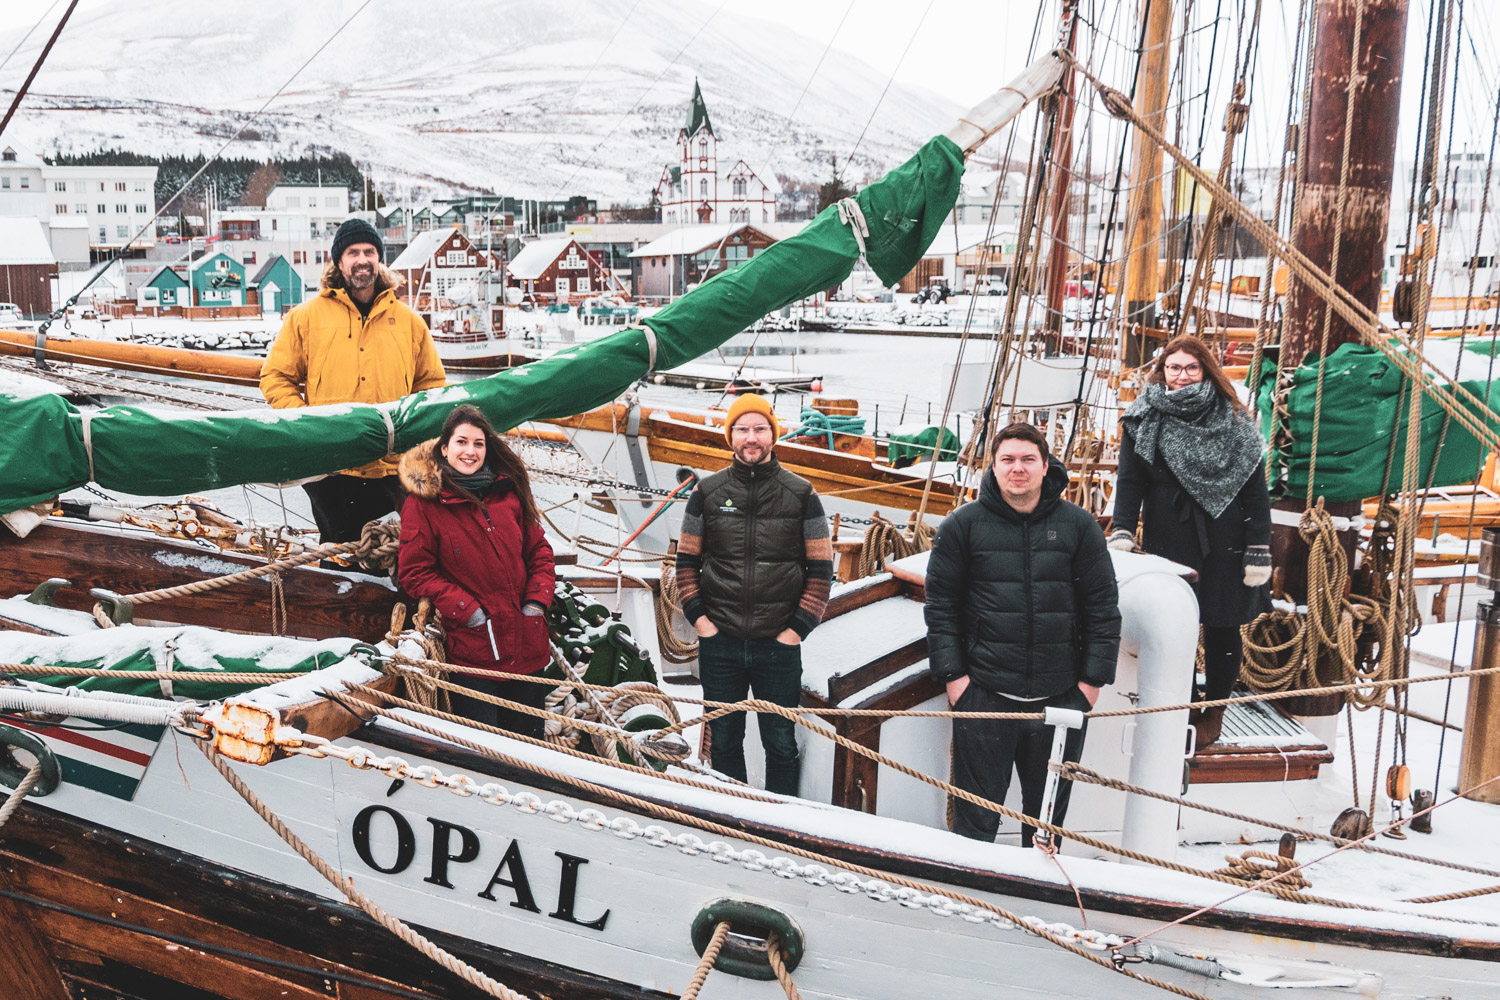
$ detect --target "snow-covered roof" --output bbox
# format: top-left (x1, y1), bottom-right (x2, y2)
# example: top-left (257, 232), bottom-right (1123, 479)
top-left (629, 223), bottom-right (759, 258)
top-left (0, 140), bottom-right (46, 168)
top-left (921, 223), bottom-right (1014, 257)
top-left (47, 217), bottom-right (91, 230)
top-left (0, 218), bottom-right (58, 265)
top-left (390, 228), bottom-right (455, 270)
top-left (249, 255), bottom-right (285, 286)
top-left (507, 237), bottom-right (576, 280)
top-left (722, 159), bottom-right (782, 195)
top-left (144, 264), bottom-right (187, 287)
top-left (189, 251), bottom-right (238, 272)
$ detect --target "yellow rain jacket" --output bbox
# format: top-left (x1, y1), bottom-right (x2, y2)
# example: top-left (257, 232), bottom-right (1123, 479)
top-left (260, 286), bottom-right (446, 478)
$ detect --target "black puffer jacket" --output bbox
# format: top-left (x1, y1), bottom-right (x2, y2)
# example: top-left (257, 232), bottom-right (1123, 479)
top-left (925, 460), bottom-right (1121, 697)
top-left (694, 455), bottom-right (815, 639)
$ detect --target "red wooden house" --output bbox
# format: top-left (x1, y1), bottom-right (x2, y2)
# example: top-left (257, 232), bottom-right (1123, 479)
top-left (506, 237), bottom-right (616, 302)
top-left (390, 228), bottom-right (492, 309)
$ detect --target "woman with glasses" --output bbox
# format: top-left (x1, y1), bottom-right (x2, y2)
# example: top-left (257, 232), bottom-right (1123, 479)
top-left (1110, 335), bottom-right (1271, 747)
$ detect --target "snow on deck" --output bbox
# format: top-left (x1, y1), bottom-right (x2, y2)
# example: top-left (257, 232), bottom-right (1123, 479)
top-left (829, 571), bottom-right (894, 599)
top-left (800, 596), bottom-right (928, 700)
top-left (1181, 653), bottom-right (1492, 918)
top-left (1410, 618), bottom-right (1476, 670)
top-left (0, 597), bottom-right (101, 635)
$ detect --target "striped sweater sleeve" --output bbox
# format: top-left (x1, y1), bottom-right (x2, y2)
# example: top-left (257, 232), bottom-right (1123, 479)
top-left (790, 491), bottom-right (833, 639)
top-left (675, 486), bottom-right (707, 625)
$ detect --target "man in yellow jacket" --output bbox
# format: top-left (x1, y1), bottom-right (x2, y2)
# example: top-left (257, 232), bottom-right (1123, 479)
top-left (260, 218), bottom-right (446, 542)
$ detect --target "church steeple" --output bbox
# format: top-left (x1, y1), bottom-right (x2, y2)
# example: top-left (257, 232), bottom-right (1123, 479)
top-left (684, 78), bottom-right (715, 139)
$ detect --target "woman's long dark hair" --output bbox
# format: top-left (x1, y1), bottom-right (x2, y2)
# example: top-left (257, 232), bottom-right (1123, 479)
top-left (1147, 334), bottom-right (1248, 413)
top-left (435, 405), bottom-right (541, 526)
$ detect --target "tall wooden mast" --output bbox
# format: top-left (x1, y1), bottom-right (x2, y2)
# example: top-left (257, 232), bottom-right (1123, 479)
top-left (1120, 0), bottom-right (1173, 366)
top-left (1042, 2), bottom-right (1081, 348)
top-left (1277, 0), bottom-right (1411, 716)
top-left (1281, 0), bottom-right (1411, 363)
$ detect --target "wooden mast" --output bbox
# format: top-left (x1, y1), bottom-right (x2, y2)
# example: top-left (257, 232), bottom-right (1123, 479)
top-left (1281, 0), bottom-right (1410, 362)
top-left (1042, 1), bottom-right (1081, 351)
top-left (1276, 0), bottom-right (1411, 716)
top-left (1120, 0), bottom-right (1173, 366)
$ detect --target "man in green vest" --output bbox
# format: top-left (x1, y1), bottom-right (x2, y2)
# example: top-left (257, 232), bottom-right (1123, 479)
top-left (673, 394), bottom-right (833, 795)
top-left (260, 218), bottom-right (445, 542)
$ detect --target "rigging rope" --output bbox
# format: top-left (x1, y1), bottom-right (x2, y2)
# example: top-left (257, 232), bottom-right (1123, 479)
top-left (1066, 51), bottom-right (1500, 458)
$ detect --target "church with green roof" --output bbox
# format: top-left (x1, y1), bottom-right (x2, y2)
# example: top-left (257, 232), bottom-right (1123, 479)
top-left (654, 80), bottom-right (780, 226)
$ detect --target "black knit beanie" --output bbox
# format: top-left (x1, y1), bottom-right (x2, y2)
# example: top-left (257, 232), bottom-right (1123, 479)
top-left (331, 218), bottom-right (384, 262)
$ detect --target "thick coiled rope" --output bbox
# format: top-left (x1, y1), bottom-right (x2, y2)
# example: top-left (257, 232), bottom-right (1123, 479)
top-left (1241, 503), bottom-right (1393, 706)
top-left (853, 512), bottom-right (935, 580)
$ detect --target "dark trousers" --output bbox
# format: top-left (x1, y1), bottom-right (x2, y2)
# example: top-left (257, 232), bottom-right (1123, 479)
top-left (302, 474), bottom-right (403, 543)
top-left (1201, 625), bottom-right (1242, 702)
top-left (449, 672), bottom-right (549, 741)
top-left (697, 633), bottom-right (803, 796)
top-left (951, 684), bottom-right (1090, 846)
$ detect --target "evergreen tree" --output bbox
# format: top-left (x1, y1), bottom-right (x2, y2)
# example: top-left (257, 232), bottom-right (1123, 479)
top-left (816, 156), bottom-right (858, 214)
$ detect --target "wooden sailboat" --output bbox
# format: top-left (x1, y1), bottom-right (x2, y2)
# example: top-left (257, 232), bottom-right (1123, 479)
top-left (6, 4), bottom-right (1500, 999)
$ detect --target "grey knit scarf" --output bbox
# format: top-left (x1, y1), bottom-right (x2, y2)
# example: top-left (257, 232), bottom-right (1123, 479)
top-left (1122, 380), bottom-right (1266, 519)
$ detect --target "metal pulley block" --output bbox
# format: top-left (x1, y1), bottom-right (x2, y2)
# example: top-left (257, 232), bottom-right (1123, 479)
top-left (199, 700), bottom-right (307, 766)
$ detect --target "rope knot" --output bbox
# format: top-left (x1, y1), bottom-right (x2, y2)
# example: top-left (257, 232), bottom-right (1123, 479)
top-left (835, 198), bottom-right (869, 259)
top-left (1223, 101), bottom-right (1250, 135)
top-left (1097, 84), bottom-right (1134, 120)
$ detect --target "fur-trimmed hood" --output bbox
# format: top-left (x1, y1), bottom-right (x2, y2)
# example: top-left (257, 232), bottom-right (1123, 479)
top-left (398, 438), bottom-right (444, 499)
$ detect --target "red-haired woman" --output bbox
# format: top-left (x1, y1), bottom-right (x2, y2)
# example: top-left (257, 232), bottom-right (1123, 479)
top-left (398, 405), bottom-right (556, 738)
top-left (1110, 335), bottom-right (1271, 747)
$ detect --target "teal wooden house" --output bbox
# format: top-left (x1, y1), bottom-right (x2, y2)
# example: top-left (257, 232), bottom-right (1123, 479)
top-left (250, 254), bottom-right (306, 315)
top-left (139, 265), bottom-right (189, 308)
top-left (191, 252), bottom-right (246, 307)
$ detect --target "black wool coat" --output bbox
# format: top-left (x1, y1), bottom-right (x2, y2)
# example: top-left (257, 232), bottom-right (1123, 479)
top-left (1112, 427), bottom-right (1272, 627)
top-left (925, 460), bottom-right (1121, 698)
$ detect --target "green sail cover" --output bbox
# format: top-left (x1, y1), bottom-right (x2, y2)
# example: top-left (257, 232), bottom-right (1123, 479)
top-left (0, 137), bottom-right (965, 514)
top-left (1255, 341), bottom-right (1500, 502)
top-left (2, 626), bottom-right (360, 700)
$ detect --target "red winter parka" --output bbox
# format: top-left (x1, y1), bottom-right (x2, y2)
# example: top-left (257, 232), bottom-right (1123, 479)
top-left (396, 439), bottom-right (555, 675)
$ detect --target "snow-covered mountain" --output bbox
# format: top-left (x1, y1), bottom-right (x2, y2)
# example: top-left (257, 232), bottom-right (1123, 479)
top-left (0, 0), bottom-right (963, 204)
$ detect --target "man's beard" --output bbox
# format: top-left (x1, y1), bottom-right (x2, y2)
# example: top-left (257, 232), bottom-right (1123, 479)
top-left (344, 264), bottom-right (376, 290)
top-left (733, 441), bottom-right (769, 465)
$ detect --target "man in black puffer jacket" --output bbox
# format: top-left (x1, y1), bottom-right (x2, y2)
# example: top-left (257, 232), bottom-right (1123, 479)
top-left (925, 422), bottom-right (1120, 845)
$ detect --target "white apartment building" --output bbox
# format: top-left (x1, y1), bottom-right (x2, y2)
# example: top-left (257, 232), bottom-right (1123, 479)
top-left (265, 184), bottom-right (349, 238)
top-left (0, 142), bottom-right (158, 252)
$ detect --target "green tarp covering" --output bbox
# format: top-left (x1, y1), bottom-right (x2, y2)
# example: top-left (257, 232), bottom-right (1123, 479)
top-left (887, 425), bottom-right (961, 467)
top-left (1255, 341), bottom-right (1500, 503)
top-left (0, 136), bottom-right (965, 515)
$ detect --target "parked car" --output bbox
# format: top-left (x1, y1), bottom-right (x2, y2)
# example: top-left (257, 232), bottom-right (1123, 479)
top-left (1064, 279), bottom-right (1098, 298)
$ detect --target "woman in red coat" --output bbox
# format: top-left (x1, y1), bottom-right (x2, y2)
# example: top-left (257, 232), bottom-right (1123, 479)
top-left (398, 404), bottom-right (556, 738)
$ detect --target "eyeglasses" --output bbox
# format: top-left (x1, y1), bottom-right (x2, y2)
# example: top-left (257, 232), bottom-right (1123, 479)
top-left (1164, 363), bottom-right (1202, 376)
top-left (731, 424), bottom-right (774, 437)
